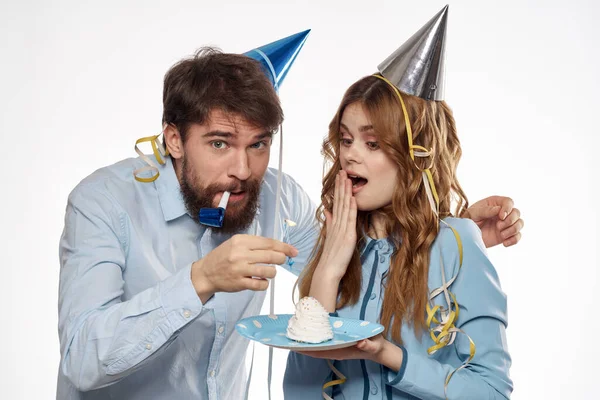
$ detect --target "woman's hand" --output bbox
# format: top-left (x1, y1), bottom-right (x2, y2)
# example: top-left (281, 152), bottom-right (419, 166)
top-left (317, 170), bottom-right (358, 281)
top-left (295, 334), bottom-right (403, 371)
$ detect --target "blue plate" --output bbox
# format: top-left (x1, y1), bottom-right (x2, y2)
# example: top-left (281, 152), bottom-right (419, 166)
top-left (235, 314), bottom-right (385, 351)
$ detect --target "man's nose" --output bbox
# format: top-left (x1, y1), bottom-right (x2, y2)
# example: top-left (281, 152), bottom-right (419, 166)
top-left (228, 150), bottom-right (251, 181)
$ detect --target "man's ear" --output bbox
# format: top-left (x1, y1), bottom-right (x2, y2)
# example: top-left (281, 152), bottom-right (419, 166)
top-left (164, 124), bottom-right (183, 159)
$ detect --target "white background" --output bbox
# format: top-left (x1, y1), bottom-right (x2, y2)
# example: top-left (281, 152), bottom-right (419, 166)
top-left (1, 0), bottom-right (598, 399)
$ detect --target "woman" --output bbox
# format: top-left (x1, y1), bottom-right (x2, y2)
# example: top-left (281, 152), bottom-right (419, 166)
top-left (283, 8), bottom-right (512, 399)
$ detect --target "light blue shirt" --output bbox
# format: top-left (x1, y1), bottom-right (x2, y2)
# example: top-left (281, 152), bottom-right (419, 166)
top-left (284, 218), bottom-right (513, 399)
top-left (57, 156), bottom-right (318, 400)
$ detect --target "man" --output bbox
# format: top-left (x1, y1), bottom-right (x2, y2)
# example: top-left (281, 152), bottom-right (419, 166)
top-left (57, 47), bottom-right (523, 399)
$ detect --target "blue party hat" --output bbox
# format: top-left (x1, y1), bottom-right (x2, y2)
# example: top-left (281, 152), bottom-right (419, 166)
top-left (244, 29), bottom-right (310, 91)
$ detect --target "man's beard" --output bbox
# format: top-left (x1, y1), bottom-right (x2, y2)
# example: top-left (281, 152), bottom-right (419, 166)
top-left (179, 158), bottom-right (261, 234)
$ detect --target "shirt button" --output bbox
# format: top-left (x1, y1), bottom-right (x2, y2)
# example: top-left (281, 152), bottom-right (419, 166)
top-left (218, 326), bottom-right (225, 334)
top-left (379, 255), bottom-right (385, 263)
top-left (145, 343), bottom-right (152, 350)
top-left (370, 293), bottom-right (376, 300)
top-left (371, 384), bottom-right (378, 395)
top-left (183, 310), bottom-right (191, 318)
top-left (210, 370), bottom-right (216, 378)
top-left (376, 242), bottom-right (383, 249)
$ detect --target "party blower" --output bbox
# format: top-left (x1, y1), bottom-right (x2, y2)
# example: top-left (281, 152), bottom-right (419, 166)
top-left (198, 191), bottom-right (230, 227)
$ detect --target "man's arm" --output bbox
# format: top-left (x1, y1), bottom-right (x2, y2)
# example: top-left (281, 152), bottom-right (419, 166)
top-left (58, 187), bottom-right (205, 391)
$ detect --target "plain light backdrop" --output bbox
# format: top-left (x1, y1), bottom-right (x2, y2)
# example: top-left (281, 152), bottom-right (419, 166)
top-left (1, 0), bottom-right (598, 399)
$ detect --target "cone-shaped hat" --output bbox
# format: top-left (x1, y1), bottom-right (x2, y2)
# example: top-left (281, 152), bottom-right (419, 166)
top-left (244, 29), bottom-right (311, 91)
top-left (377, 5), bottom-right (448, 101)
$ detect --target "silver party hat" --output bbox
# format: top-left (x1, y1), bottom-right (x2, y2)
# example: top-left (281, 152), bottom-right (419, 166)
top-left (377, 5), bottom-right (449, 101)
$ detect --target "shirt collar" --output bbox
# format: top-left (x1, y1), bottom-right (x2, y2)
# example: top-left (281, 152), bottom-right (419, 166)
top-left (155, 157), bottom-right (188, 222)
top-left (360, 235), bottom-right (395, 256)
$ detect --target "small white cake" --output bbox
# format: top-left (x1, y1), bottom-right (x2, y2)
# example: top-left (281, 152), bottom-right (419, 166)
top-left (286, 296), bottom-right (334, 343)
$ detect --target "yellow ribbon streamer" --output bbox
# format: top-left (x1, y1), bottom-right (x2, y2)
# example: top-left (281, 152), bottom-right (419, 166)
top-left (133, 132), bottom-right (169, 183)
top-left (425, 223), bottom-right (476, 399)
top-left (322, 359), bottom-right (347, 400)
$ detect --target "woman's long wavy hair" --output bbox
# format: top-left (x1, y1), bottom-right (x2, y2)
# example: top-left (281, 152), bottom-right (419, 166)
top-left (299, 75), bottom-right (469, 343)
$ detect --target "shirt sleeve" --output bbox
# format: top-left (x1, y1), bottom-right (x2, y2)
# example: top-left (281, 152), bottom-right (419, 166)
top-left (278, 175), bottom-right (320, 277)
top-left (385, 218), bottom-right (513, 399)
top-left (58, 186), bottom-right (206, 391)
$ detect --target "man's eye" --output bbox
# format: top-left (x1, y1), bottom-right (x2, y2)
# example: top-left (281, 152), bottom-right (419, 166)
top-left (251, 141), bottom-right (267, 149)
top-left (212, 141), bottom-right (226, 149)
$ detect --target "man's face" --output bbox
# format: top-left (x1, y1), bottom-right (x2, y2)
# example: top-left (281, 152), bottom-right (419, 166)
top-left (177, 109), bottom-right (272, 233)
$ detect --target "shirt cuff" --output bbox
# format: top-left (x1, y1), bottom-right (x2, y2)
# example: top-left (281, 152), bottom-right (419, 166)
top-left (387, 345), bottom-right (408, 385)
top-left (159, 263), bottom-right (206, 330)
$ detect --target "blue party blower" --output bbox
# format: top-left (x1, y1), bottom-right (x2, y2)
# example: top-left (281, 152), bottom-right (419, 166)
top-left (198, 191), bottom-right (230, 227)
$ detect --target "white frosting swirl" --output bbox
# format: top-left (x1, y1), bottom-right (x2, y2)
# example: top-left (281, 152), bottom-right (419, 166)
top-left (286, 296), bottom-right (333, 343)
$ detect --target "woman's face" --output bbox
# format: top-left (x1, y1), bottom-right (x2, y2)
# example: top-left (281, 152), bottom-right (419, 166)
top-left (339, 102), bottom-right (399, 212)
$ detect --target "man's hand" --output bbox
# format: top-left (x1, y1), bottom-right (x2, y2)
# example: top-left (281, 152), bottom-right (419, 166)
top-left (463, 196), bottom-right (524, 248)
top-left (191, 234), bottom-right (298, 303)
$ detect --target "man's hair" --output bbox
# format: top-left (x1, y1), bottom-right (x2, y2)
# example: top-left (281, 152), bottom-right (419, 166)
top-left (162, 47), bottom-right (283, 140)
